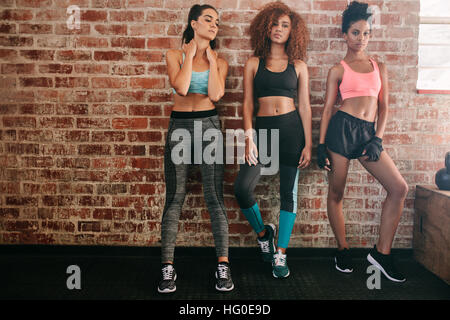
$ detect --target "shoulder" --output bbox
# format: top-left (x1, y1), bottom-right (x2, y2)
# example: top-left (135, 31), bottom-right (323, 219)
top-left (369, 56), bottom-right (383, 67)
top-left (326, 63), bottom-right (344, 82)
top-left (166, 49), bottom-right (182, 62)
top-left (330, 62), bottom-right (344, 75)
top-left (217, 55), bottom-right (228, 69)
top-left (293, 59), bottom-right (306, 67)
top-left (374, 59), bottom-right (386, 72)
top-left (292, 59), bottom-right (308, 79)
top-left (243, 56), bottom-right (260, 72)
top-left (370, 57), bottom-right (387, 77)
top-left (293, 59), bottom-right (307, 72)
top-left (246, 56), bottom-right (260, 67)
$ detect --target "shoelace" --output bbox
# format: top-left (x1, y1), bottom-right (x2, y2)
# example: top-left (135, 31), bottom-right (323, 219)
top-left (162, 265), bottom-right (174, 280)
top-left (273, 252), bottom-right (286, 266)
top-left (217, 264), bottom-right (229, 279)
top-left (258, 239), bottom-right (270, 253)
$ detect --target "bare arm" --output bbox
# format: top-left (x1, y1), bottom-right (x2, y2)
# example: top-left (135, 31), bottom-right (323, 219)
top-left (242, 57), bottom-right (258, 140)
top-left (296, 60), bottom-right (312, 149)
top-left (166, 45), bottom-right (195, 96)
top-left (207, 49), bottom-right (228, 102)
top-left (319, 66), bottom-right (341, 144)
top-left (375, 62), bottom-right (389, 138)
top-left (296, 60), bottom-right (312, 169)
top-left (242, 57), bottom-right (259, 165)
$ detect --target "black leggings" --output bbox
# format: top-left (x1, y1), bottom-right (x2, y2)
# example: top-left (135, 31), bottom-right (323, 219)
top-left (234, 110), bottom-right (305, 212)
top-left (234, 162), bottom-right (300, 213)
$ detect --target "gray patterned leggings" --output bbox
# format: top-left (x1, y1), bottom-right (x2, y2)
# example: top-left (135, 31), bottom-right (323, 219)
top-left (160, 111), bottom-right (228, 263)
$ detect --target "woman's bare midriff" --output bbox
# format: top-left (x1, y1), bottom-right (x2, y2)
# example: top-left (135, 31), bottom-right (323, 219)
top-left (256, 96), bottom-right (296, 117)
top-left (172, 92), bottom-right (216, 112)
top-left (339, 96), bottom-right (379, 121)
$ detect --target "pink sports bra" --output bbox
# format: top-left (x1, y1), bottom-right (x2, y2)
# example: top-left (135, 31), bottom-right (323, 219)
top-left (339, 58), bottom-right (381, 101)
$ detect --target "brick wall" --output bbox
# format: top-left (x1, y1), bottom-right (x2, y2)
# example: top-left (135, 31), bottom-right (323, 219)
top-left (1, 0), bottom-right (449, 248)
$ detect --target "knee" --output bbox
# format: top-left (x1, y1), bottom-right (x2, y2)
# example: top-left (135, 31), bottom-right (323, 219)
top-left (328, 186), bottom-right (345, 202)
top-left (234, 180), bottom-right (248, 199)
top-left (234, 183), bottom-right (253, 208)
top-left (388, 179), bottom-right (409, 199)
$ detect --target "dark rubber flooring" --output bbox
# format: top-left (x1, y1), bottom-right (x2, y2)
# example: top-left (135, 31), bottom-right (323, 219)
top-left (1, 245), bottom-right (449, 301)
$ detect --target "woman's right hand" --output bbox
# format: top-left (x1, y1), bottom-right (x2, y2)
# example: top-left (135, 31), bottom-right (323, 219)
top-left (182, 40), bottom-right (197, 60)
top-left (317, 143), bottom-right (331, 171)
top-left (245, 138), bottom-right (259, 166)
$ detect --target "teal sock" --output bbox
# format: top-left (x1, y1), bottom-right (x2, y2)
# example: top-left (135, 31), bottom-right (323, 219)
top-left (278, 210), bottom-right (297, 249)
top-left (241, 203), bottom-right (265, 234)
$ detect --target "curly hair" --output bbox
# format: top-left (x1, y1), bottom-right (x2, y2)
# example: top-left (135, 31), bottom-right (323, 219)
top-left (249, 2), bottom-right (309, 62)
top-left (342, 1), bottom-right (372, 34)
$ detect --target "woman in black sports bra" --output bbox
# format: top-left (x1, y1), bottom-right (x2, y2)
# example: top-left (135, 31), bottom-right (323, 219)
top-left (233, 2), bottom-right (312, 278)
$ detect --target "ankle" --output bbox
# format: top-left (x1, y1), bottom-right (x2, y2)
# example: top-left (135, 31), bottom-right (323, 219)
top-left (218, 257), bottom-right (229, 264)
top-left (257, 229), bottom-right (267, 239)
top-left (337, 246), bottom-right (349, 251)
top-left (375, 244), bottom-right (390, 255)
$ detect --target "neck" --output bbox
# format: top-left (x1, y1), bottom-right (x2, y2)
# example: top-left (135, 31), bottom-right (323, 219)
top-left (193, 36), bottom-right (210, 58)
top-left (345, 49), bottom-right (367, 61)
top-left (269, 42), bottom-right (288, 59)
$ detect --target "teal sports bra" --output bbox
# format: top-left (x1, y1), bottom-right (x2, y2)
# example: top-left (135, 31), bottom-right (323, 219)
top-left (172, 53), bottom-right (209, 95)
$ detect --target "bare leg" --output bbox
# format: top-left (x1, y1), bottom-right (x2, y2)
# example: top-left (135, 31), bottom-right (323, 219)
top-left (327, 149), bottom-right (351, 250)
top-left (358, 151), bottom-right (409, 254)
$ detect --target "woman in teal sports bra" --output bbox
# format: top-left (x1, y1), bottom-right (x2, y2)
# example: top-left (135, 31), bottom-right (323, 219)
top-left (158, 4), bottom-right (233, 293)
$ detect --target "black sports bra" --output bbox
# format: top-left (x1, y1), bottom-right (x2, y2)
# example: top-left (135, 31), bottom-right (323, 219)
top-left (254, 58), bottom-right (298, 99)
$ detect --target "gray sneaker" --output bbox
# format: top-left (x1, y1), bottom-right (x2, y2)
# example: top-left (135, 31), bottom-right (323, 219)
top-left (157, 263), bottom-right (177, 293)
top-left (257, 224), bottom-right (276, 262)
top-left (215, 262), bottom-right (234, 292)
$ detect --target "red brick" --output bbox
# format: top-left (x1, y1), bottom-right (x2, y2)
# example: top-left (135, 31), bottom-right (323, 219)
top-left (0, 9), bottom-right (33, 21)
top-left (81, 10), bottom-right (108, 22)
top-left (112, 118), bottom-right (148, 129)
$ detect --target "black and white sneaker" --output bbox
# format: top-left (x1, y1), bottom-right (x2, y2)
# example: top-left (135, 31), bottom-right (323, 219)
top-left (367, 245), bottom-right (406, 282)
top-left (215, 262), bottom-right (234, 292)
top-left (157, 263), bottom-right (177, 293)
top-left (334, 248), bottom-right (354, 273)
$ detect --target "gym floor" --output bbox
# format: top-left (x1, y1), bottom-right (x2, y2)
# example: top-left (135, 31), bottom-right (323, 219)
top-left (1, 245), bottom-right (449, 301)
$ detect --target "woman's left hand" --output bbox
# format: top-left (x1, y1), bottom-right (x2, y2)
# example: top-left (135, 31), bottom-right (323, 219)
top-left (298, 146), bottom-right (312, 169)
top-left (206, 46), bottom-right (218, 64)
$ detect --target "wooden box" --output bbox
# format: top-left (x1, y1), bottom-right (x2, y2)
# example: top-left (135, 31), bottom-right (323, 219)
top-left (413, 185), bottom-right (450, 285)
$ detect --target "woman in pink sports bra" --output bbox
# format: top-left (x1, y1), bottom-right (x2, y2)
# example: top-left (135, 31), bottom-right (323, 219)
top-left (317, 1), bottom-right (408, 282)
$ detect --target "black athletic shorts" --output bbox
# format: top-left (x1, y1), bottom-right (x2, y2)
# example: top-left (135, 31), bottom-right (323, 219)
top-left (325, 110), bottom-right (381, 159)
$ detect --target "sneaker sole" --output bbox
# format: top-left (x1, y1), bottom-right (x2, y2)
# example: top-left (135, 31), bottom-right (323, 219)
top-left (334, 257), bottom-right (353, 273)
top-left (367, 253), bottom-right (406, 283)
top-left (157, 274), bottom-right (177, 293)
top-left (272, 269), bottom-right (290, 278)
top-left (215, 283), bottom-right (235, 292)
